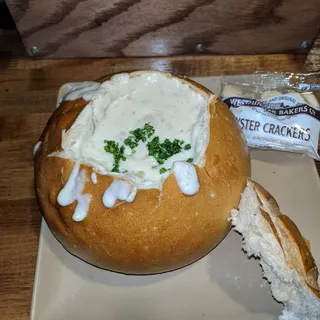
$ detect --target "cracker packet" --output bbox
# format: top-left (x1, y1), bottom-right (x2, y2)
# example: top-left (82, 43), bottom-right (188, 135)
top-left (220, 72), bottom-right (320, 160)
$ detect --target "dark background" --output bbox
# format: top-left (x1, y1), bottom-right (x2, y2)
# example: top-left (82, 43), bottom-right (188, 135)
top-left (0, 1), bottom-right (15, 30)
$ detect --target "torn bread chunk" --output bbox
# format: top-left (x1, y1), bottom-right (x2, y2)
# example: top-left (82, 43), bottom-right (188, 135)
top-left (231, 179), bottom-right (320, 320)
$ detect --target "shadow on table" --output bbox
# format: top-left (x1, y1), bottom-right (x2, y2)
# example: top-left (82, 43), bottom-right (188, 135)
top-left (207, 230), bottom-right (282, 318)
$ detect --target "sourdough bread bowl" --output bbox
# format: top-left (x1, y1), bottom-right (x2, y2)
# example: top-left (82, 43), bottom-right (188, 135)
top-left (34, 70), bottom-right (250, 274)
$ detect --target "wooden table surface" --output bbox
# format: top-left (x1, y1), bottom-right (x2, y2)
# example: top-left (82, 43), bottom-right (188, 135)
top-left (0, 54), bottom-right (319, 319)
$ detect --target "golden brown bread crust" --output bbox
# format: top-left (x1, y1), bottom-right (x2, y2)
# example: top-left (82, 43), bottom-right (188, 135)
top-left (34, 71), bottom-right (250, 274)
top-left (250, 180), bottom-right (320, 298)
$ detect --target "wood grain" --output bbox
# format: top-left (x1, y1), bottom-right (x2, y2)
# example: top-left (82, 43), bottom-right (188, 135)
top-left (0, 54), bottom-right (319, 319)
top-left (6, 0), bottom-right (320, 58)
top-left (305, 32), bottom-right (320, 72)
top-left (0, 199), bottom-right (40, 320)
top-left (0, 54), bottom-right (307, 95)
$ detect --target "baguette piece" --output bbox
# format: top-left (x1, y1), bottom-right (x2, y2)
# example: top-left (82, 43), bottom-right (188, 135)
top-left (231, 179), bottom-right (320, 320)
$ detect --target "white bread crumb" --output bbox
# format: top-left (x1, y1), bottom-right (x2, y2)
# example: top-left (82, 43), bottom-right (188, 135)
top-left (231, 181), bottom-right (320, 320)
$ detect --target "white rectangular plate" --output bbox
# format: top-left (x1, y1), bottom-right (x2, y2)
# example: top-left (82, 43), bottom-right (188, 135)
top-left (31, 77), bottom-right (320, 320)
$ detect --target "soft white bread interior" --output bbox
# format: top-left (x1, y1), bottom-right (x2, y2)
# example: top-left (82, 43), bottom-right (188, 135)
top-left (231, 179), bottom-right (320, 320)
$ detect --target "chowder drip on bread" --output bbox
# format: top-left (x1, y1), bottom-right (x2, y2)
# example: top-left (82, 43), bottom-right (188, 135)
top-left (102, 180), bottom-right (137, 208)
top-left (57, 161), bottom-right (91, 222)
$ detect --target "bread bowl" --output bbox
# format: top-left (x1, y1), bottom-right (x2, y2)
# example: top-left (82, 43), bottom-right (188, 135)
top-left (34, 70), bottom-right (249, 274)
